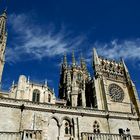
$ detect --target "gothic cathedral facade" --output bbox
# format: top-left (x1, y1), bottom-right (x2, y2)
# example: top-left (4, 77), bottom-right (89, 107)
top-left (0, 10), bottom-right (140, 140)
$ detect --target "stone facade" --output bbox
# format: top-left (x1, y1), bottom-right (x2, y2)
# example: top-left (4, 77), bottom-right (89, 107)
top-left (59, 52), bottom-right (91, 108)
top-left (0, 10), bottom-right (140, 140)
top-left (9, 75), bottom-right (56, 104)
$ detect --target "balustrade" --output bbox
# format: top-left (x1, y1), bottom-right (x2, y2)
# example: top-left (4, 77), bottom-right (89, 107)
top-left (81, 132), bottom-right (132, 140)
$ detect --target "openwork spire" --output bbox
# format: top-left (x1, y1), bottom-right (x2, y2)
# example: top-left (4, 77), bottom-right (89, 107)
top-left (0, 9), bottom-right (7, 88)
top-left (0, 9), bottom-right (7, 38)
top-left (93, 48), bottom-right (100, 66)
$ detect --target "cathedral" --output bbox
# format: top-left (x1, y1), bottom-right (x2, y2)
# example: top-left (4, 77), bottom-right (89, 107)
top-left (0, 10), bottom-right (140, 140)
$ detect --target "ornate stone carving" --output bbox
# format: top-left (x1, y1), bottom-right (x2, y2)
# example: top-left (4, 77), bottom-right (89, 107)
top-left (108, 84), bottom-right (124, 102)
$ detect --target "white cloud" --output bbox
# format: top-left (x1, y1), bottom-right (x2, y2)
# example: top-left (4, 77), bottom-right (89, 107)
top-left (6, 13), bottom-right (140, 65)
top-left (94, 39), bottom-right (140, 61)
top-left (82, 39), bottom-right (140, 68)
top-left (6, 13), bottom-right (85, 63)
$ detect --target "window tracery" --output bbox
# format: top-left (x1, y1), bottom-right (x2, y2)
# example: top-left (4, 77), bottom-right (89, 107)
top-left (64, 120), bottom-right (71, 135)
top-left (108, 84), bottom-right (124, 102)
top-left (93, 121), bottom-right (100, 134)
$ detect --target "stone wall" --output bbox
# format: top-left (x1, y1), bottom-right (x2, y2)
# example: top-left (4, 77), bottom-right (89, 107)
top-left (0, 97), bottom-right (139, 140)
top-left (0, 106), bottom-right (21, 132)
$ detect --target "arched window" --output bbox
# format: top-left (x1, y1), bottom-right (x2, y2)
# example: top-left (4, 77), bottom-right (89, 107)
top-left (65, 120), bottom-right (71, 135)
top-left (48, 94), bottom-right (51, 102)
top-left (93, 121), bottom-right (100, 134)
top-left (32, 89), bottom-right (40, 102)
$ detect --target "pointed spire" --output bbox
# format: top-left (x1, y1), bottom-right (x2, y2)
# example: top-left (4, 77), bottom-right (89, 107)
top-left (63, 53), bottom-right (67, 67)
top-left (0, 10), bottom-right (7, 86)
top-left (72, 50), bottom-right (76, 67)
top-left (80, 53), bottom-right (87, 71)
top-left (45, 79), bottom-right (47, 86)
top-left (52, 88), bottom-right (54, 93)
top-left (121, 58), bottom-right (131, 81)
top-left (12, 80), bottom-right (15, 87)
top-left (1, 9), bottom-right (7, 18)
top-left (121, 58), bottom-right (129, 73)
top-left (80, 53), bottom-right (84, 66)
top-left (93, 48), bottom-right (100, 66)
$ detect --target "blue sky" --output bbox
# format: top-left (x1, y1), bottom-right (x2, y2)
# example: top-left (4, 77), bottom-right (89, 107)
top-left (1, 0), bottom-right (140, 98)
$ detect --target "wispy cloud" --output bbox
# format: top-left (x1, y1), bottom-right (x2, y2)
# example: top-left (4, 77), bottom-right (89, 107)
top-left (95, 39), bottom-right (140, 61)
top-left (6, 13), bottom-right (140, 65)
top-left (6, 13), bottom-right (85, 63)
top-left (81, 39), bottom-right (140, 68)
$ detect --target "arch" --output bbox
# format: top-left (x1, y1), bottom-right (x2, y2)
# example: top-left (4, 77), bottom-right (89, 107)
top-left (48, 117), bottom-right (59, 140)
top-left (60, 117), bottom-right (74, 138)
top-left (48, 116), bottom-right (60, 126)
top-left (61, 116), bottom-right (73, 126)
top-left (64, 120), bottom-right (71, 135)
top-left (32, 89), bottom-right (40, 102)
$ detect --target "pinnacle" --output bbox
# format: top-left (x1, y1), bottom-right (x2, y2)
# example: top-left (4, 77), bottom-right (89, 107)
top-left (0, 9), bottom-right (7, 19)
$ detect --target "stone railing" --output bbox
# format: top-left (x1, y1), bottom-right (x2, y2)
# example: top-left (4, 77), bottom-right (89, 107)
top-left (0, 130), bottom-right (42, 140)
top-left (0, 132), bottom-right (22, 140)
top-left (81, 132), bottom-right (132, 140)
top-left (22, 130), bottom-right (42, 140)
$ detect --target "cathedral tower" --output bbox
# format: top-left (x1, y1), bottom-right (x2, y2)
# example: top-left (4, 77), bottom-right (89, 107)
top-left (93, 48), bottom-right (140, 116)
top-left (0, 10), bottom-right (7, 88)
top-left (59, 52), bottom-right (92, 107)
